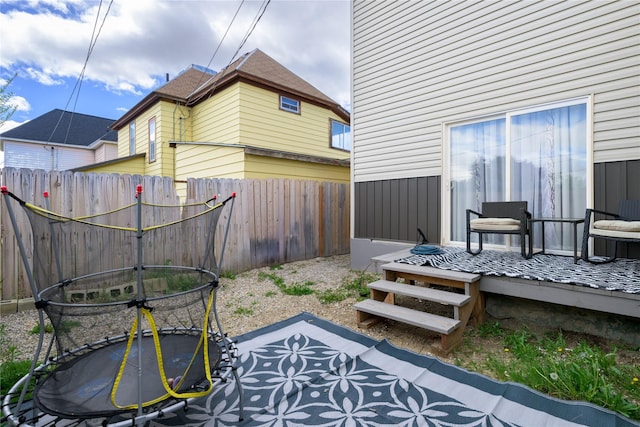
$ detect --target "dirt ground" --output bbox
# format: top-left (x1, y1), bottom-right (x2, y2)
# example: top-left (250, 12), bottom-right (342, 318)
top-left (2, 254), bottom-right (639, 373)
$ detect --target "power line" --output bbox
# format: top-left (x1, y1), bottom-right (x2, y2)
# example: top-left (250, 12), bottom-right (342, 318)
top-left (187, 0), bottom-right (272, 106)
top-left (48, 0), bottom-right (114, 144)
top-left (187, 0), bottom-right (247, 99)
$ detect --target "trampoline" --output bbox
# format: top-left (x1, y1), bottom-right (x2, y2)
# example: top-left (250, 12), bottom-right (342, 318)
top-left (1, 185), bottom-right (244, 426)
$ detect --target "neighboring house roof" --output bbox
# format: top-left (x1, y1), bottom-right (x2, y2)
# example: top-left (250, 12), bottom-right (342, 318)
top-left (0, 109), bottom-right (117, 146)
top-left (112, 49), bottom-right (349, 130)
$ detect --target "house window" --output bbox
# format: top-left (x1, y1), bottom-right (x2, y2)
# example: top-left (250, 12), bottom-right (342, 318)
top-left (129, 121), bottom-right (135, 155)
top-left (148, 117), bottom-right (156, 163)
top-left (279, 96), bottom-right (300, 114)
top-left (447, 98), bottom-right (588, 253)
top-left (331, 120), bottom-right (351, 151)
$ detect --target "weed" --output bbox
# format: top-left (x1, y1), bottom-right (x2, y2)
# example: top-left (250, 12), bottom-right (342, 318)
top-left (0, 359), bottom-right (32, 397)
top-left (0, 324), bottom-right (32, 398)
top-left (316, 288), bottom-right (350, 304)
top-left (234, 306), bottom-right (254, 316)
top-left (220, 271), bottom-right (236, 280)
top-left (264, 291), bottom-right (277, 297)
top-left (29, 323), bottom-right (54, 335)
top-left (477, 321), bottom-right (504, 338)
top-left (280, 281), bottom-right (315, 296)
top-left (165, 274), bottom-right (200, 293)
top-left (258, 271), bottom-right (285, 287)
top-left (316, 271), bottom-right (379, 304)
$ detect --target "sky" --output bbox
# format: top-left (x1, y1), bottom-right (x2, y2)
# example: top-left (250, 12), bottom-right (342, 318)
top-left (0, 0), bottom-right (351, 133)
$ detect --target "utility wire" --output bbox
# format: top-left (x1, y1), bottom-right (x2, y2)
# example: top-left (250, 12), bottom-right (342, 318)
top-left (187, 0), bottom-right (271, 106)
top-left (187, 0), bottom-right (246, 101)
top-left (48, 0), bottom-right (114, 144)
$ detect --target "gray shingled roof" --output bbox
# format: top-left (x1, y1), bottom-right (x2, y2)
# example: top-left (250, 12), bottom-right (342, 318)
top-left (0, 109), bottom-right (117, 146)
top-left (186, 49), bottom-right (337, 105)
top-left (112, 49), bottom-right (348, 130)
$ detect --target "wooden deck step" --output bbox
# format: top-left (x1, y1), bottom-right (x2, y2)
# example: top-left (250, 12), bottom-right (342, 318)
top-left (368, 280), bottom-right (470, 306)
top-left (381, 262), bottom-right (481, 283)
top-left (355, 299), bottom-right (460, 334)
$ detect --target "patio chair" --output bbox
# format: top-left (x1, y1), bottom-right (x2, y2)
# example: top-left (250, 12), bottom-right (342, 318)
top-left (466, 201), bottom-right (533, 258)
top-left (581, 200), bottom-right (640, 263)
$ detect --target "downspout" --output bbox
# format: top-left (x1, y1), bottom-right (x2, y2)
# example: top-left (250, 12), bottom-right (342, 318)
top-left (171, 102), bottom-right (180, 182)
top-left (170, 103), bottom-right (191, 185)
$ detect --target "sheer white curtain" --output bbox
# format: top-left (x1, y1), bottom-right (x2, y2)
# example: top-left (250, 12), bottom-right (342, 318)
top-left (450, 118), bottom-right (506, 244)
top-left (449, 102), bottom-right (587, 252)
top-left (511, 104), bottom-right (587, 250)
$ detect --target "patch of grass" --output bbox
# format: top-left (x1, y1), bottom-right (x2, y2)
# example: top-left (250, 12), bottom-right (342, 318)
top-left (477, 321), bottom-right (504, 338)
top-left (0, 324), bottom-right (32, 398)
top-left (258, 271), bottom-right (285, 287)
top-left (0, 359), bottom-right (32, 397)
top-left (316, 271), bottom-right (379, 304)
top-left (29, 323), bottom-right (54, 335)
top-left (259, 268), bottom-right (379, 303)
top-left (234, 306), bottom-right (254, 316)
top-left (459, 327), bottom-right (640, 421)
top-left (280, 281), bottom-right (315, 296)
top-left (166, 274), bottom-right (200, 293)
top-left (58, 320), bottom-right (83, 333)
top-left (220, 271), bottom-right (236, 280)
top-left (264, 290), bottom-right (277, 297)
top-left (316, 288), bottom-right (350, 304)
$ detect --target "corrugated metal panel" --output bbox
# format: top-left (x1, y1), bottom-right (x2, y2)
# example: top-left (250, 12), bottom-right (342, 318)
top-left (354, 176), bottom-right (441, 243)
top-left (352, 0), bottom-right (640, 182)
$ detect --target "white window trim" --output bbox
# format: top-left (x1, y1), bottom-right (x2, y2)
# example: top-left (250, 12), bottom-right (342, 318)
top-left (279, 95), bottom-right (300, 114)
top-left (148, 117), bottom-right (156, 163)
top-left (129, 121), bottom-right (136, 155)
top-left (330, 119), bottom-right (351, 151)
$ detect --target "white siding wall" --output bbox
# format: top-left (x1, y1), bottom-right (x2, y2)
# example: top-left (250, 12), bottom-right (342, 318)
top-left (94, 142), bottom-right (118, 163)
top-left (352, 0), bottom-right (640, 182)
top-left (4, 141), bottom-right (95, 171)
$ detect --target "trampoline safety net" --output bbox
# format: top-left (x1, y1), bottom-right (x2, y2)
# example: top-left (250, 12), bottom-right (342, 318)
top-left (1, 185), bottom-right (243, 426)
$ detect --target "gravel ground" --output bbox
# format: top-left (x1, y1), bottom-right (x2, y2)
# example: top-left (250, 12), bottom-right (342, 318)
top-left (3, 253), bottom-right (639, 413)
top-left (0, 255), bottom-right (453, 365)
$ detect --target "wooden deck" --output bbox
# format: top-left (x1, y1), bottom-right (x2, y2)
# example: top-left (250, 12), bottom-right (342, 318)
top-left (370, 248), bottom-right (640, 320)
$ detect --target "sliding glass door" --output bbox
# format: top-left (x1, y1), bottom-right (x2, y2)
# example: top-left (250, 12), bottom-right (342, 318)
top-left (448, 99), bottom-right (588, 252)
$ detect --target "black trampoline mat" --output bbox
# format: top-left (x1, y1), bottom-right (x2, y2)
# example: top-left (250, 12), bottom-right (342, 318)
top-left (35, 334), bottom-right (221, 418)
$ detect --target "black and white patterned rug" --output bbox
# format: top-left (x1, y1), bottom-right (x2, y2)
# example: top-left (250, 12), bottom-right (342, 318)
top-left (395, 247), bottom-right (640, 294)
top-left (149, 312), bottom-right (638, 426)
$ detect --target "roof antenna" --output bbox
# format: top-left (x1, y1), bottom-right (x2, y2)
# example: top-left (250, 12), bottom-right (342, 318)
top-left (166, 73), bottom-right (170, 82)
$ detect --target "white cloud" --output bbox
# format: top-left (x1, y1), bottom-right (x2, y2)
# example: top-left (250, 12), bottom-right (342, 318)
top-left (1, 0), bottom-right (350, 108)
top-left (0, 119), bottom-right (27, 133)
top-left (24, 67), bottom-right (65, 86)
top-left (8, 95), bottom-right (31, 112)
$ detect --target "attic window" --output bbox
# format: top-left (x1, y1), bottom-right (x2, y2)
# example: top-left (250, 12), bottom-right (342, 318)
top-left (280, 96), bottom-right (300, 114)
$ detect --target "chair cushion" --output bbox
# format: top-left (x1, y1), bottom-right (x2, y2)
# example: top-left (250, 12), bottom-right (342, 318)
top-left (591, 220), bottom-right (640, 239)
top-left (594, 220), bottom-right (640, 232)
top-left (470, 217), bottom-right (521, 231)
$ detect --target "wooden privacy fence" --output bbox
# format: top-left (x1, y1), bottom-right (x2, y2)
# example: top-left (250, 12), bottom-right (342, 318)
top-left (0, 168), bottom-right (350, 303)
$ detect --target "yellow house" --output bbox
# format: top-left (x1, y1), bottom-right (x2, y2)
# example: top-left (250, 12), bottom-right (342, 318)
top-left (87, 49), bottom-right (350, 196)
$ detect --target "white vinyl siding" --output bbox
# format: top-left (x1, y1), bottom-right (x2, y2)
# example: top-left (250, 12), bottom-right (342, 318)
top-left (352, 0), bottom-right (640, 183)
top-left (3, 141), bottom-right (95, 171)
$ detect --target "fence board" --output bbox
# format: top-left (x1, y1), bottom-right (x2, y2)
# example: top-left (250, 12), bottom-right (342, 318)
top-left (0, 168), bottom-right (350, 304)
